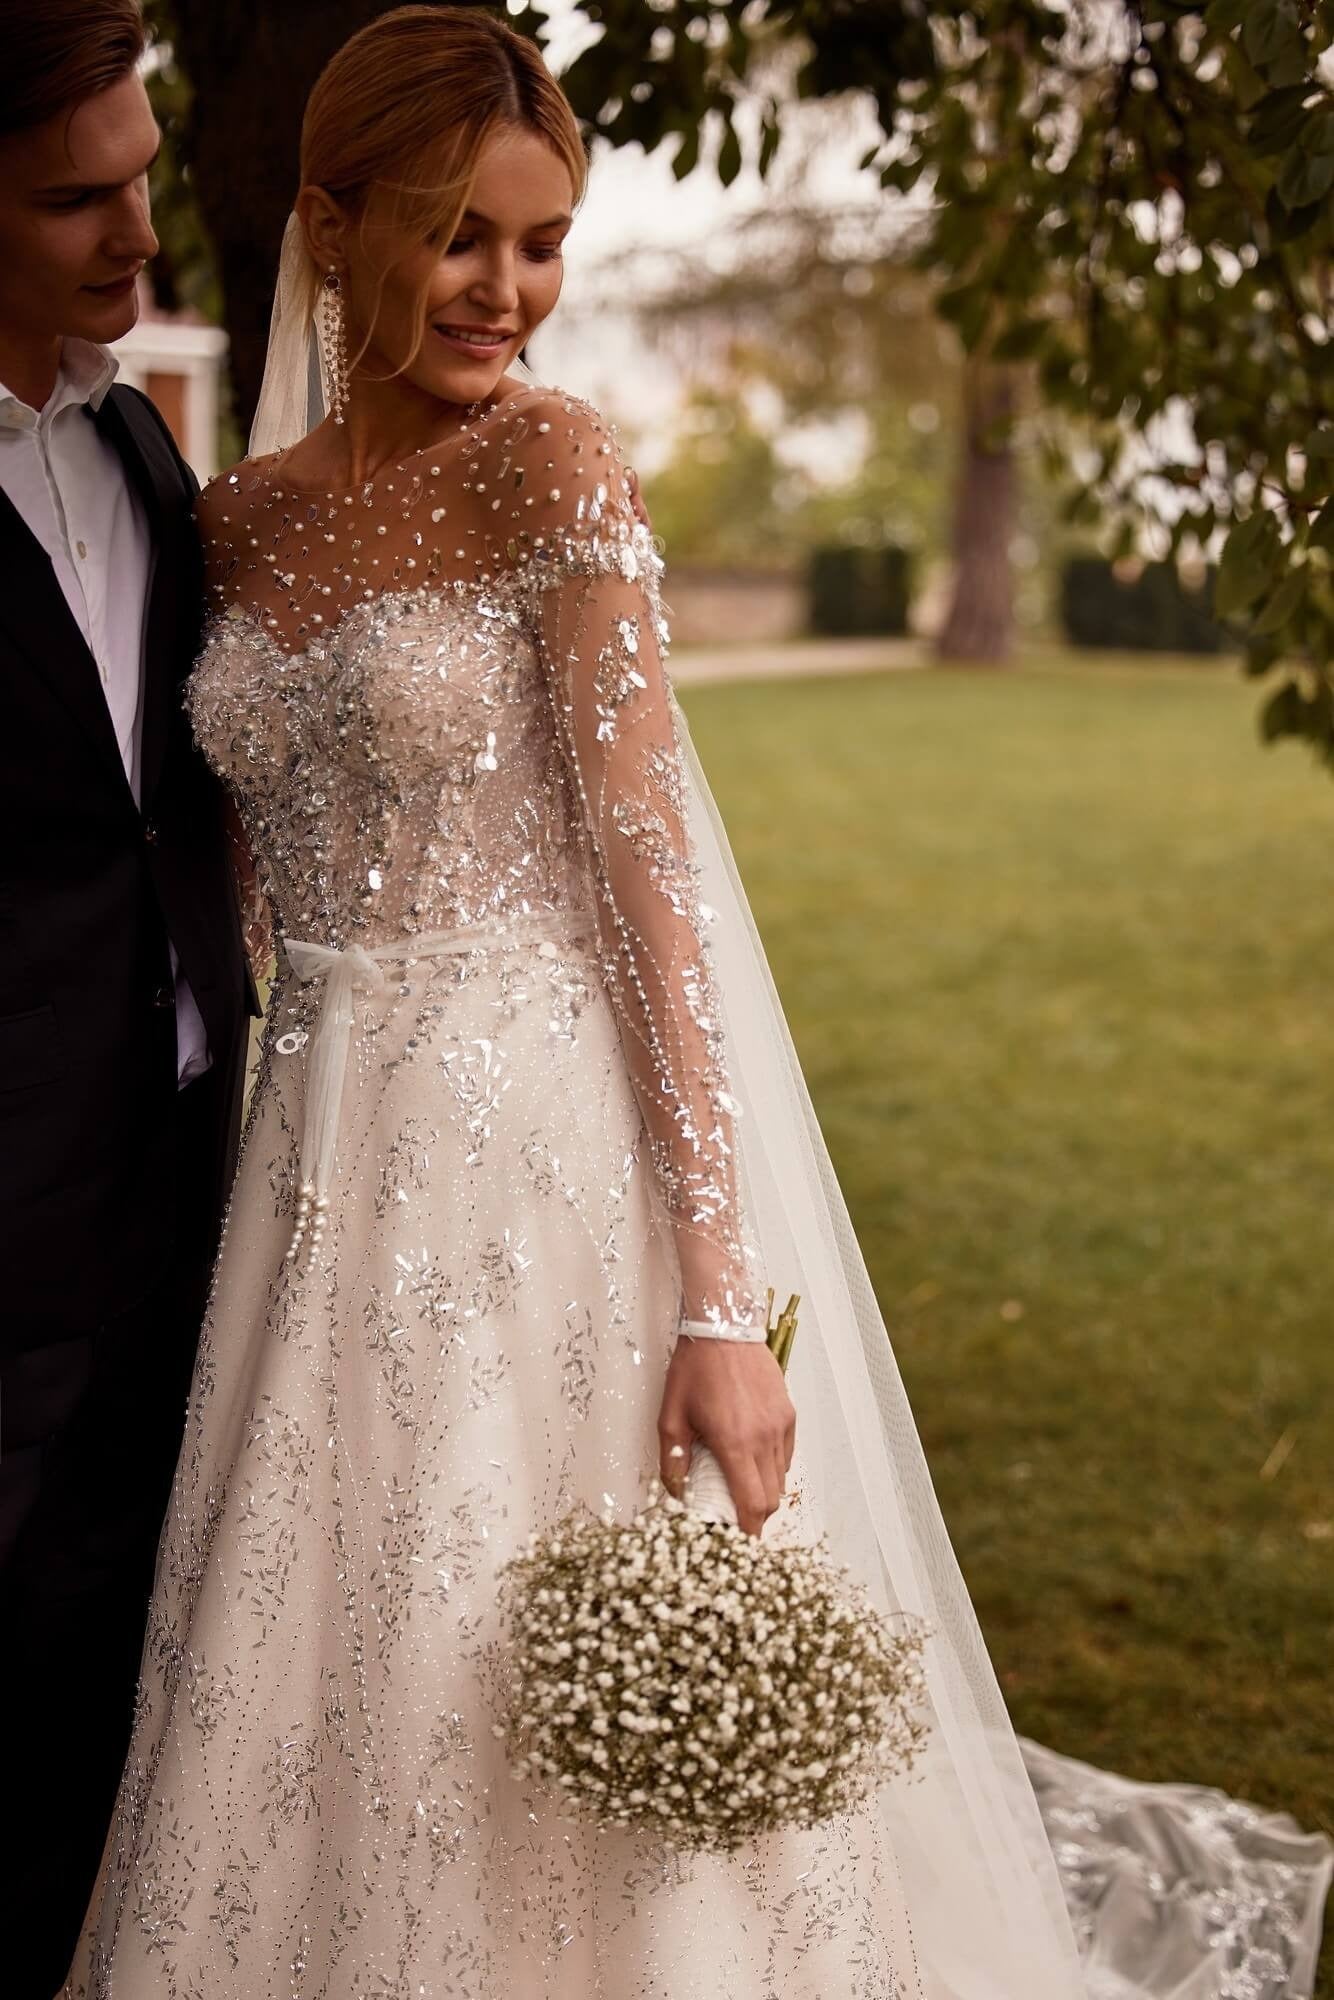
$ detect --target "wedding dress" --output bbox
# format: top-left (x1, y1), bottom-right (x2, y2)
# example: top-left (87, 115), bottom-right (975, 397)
top-left (62, 348), bottom-right (1330, 1992)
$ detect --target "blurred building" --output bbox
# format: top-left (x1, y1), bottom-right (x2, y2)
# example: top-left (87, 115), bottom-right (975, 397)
top-left (113, 277), bottom-right (228, 481)
top-left (664, 567), bottom-right (804, 646)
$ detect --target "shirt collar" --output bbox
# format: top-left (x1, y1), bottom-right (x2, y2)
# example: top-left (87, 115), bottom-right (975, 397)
top-left (0, 339), bottom-right (119, 433)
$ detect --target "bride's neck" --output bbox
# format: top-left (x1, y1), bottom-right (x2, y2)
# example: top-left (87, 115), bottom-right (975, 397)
top-left (328, 370), bottom-right (475, 484)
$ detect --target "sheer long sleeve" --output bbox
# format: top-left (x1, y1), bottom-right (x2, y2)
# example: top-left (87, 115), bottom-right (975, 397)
top-left (491, 395), bottom-right (764, 1336)
top-left (222, 789), bottom-right (274, 978)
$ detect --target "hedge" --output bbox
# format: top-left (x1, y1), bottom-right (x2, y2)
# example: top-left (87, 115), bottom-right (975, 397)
top-left (807, 544), bottom-right (914, 638)
top-left (1059, 557), bottom-right (1233, 654)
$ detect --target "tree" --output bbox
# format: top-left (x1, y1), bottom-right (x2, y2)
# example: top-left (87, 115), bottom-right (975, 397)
top-left (140, 6), bottom-right (220, 324)
top-left (639, 381), bottom-right (798, 568)
top-left (582, 198), bottom-right (981, 574)
top-left (513, 0), bottom-right (1334, 750)
top-left (154, 1), bottom-right (1334, 753)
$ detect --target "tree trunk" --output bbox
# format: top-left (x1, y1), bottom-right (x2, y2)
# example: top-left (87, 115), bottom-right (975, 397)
top-left (934, 358), bottom-right (1017, 664)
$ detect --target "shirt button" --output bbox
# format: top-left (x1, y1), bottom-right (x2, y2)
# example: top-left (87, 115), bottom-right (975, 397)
top-left (76, 540), bottom-right (88, 559)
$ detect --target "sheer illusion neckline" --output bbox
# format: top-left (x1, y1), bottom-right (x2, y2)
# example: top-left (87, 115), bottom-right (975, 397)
top-left (197, 379), bottom-right (644, 660)
top-left (251, 382), bottom-right (539, 499)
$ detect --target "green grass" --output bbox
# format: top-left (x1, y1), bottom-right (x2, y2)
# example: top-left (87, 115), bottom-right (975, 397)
top-left (681, 651), bottom-right (1334, 1991)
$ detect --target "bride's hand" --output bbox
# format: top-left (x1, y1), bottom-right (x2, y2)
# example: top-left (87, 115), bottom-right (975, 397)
top-left (657, 1338), bottom-right (796, 1537)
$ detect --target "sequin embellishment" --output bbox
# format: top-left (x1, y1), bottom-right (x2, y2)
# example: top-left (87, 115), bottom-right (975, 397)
top-left (64, 387), bottom-right (925, 1997)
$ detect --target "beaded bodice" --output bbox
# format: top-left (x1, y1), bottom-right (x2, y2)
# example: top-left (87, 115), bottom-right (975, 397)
top-left (189, 577), bottom-right (584, 948)
top-left (187, 383), bottom-right (760, 1329)
top-left (188, 386), bottom-right (646, 949)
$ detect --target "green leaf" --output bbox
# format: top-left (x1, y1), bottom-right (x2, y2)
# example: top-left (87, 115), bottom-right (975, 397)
top-left (1305, 428), bottom-right (1334, 460)
top-left (672, 124), bottom-right (700, 181)
top-left (1248, 86), bottom-right (1316, 154)
top-left (936, 281), bottom-right (991, 352)
top-left (1252, 564), bottom-right (1307, 633)
top-left (1216, 512), bottom-right (1283, 616)
top-left (759, 112), bottom-right (781, 178)
top-left (1298, 106), bottom-right (1334, 157)
top-left (716, 117), bottom-right (742, 188)
top-left (1262, 41), bottom-right (1313, 89)
top-left (880, 156), bottom-right (925, 193)
top-left (935, 279), bottom-right (976, 325)
top-left (991, 318), bottom-right (1049, 361)
top-left (1243, 0), bottom-right (1301, 69)
top-left (1207, 0), bottom-right (1253, 28)
top-left (1243, 632), bottom-right (1287, 676)
top-left (1309, 498), bottom-right (1334, 553)
top-left (1260, 677), bottom-right (1304, 740)
top-left (1277, 146), bottom-right (1334, 210)
top-left (1264, 184), bottom-right (1325, 241)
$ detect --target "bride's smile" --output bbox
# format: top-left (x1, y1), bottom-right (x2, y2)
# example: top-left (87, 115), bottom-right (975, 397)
top-left (290, 123), bottom-right (575, 488)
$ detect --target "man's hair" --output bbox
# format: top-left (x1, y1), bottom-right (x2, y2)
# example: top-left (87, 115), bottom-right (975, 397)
top-left (0, 0), bottom-right (147, 140)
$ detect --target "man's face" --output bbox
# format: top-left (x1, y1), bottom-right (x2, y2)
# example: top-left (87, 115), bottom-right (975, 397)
top-left (0, 69), bottom-right (160, 353)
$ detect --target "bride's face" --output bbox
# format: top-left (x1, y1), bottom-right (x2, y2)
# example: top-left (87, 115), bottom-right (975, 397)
top-left (340, 125), bottom-right (573, 405)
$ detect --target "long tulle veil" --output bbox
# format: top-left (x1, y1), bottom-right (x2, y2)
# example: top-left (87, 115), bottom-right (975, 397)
top-left (677, 719), bottom-right (1093, 1993)
top-left (245, 209), bottom-right (1091, 1994)
top-left (248, 216), bottom-right (319, 458)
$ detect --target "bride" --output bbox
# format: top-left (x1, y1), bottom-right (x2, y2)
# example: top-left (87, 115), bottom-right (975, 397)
top-left (67, 8), bottom-right (1329, 1997)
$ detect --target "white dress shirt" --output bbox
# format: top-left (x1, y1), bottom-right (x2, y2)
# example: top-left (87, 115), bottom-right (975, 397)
top-left (0, 339), bottom-right (210, 1085)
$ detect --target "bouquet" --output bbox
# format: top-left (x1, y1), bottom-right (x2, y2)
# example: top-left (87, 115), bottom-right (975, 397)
top-left (495, 1293), bottom-right (929, 1853)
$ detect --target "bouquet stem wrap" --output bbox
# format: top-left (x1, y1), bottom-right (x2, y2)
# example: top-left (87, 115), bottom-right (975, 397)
top-left (682, 1445), bottom-right (738, 1526)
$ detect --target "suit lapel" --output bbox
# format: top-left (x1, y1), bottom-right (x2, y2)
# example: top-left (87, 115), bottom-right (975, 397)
top-left (0, 483), bottom-right (136, 794)
top-left (92, 387), bottom-right (191, 811)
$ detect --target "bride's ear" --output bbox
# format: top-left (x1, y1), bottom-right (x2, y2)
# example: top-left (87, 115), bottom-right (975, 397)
top-left (296, 186), bottom-right (347, 273)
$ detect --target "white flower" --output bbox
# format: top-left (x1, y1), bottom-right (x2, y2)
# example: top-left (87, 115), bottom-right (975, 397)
top-left (495, 1485), bottom-right (929, 1854)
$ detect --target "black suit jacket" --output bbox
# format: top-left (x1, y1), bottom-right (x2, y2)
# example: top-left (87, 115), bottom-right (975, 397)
top-left (0, 384), bottom-right (255, 1342)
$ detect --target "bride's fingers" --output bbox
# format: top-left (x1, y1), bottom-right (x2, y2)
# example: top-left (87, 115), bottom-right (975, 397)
top-left (658, 1421), bottom-right (693, 1497)
top-left (710, 1443), bottom-right (769, 1537)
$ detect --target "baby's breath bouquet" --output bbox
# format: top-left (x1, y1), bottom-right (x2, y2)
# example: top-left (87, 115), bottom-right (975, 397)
top-left (496, 1294), bottom-right (929, 1853)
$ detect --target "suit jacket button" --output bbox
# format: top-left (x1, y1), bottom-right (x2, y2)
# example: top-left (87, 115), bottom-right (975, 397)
top-left (144, 820), bottom-right (159, 844)
top-left (152, 985), bottom-right (176, 1008)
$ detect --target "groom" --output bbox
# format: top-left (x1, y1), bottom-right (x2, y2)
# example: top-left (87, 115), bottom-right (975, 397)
top-left (0, 4), bottom-right (255, 1990)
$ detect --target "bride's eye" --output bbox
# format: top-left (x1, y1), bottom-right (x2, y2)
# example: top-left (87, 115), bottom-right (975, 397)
top-left (441, 236), bottom-right (475, 256)
top-left (524, 245), bottom-right (563, 264)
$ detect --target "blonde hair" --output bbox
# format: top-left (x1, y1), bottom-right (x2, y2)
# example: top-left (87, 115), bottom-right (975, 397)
top-left (295, 5), bottom-right (586, 373)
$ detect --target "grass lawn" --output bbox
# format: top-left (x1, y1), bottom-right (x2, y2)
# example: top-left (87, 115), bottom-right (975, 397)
top-left (681, 650), bottom-right (1334, 1992)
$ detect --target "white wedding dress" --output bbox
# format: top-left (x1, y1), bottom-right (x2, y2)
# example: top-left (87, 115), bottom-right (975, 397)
top-left (63, 375), bottom-right (1330, 1999)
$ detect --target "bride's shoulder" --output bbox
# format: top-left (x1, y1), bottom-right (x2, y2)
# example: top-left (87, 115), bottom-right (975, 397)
top-left (194, 456), bottom-right (287, 605)
top-left (487, 380), bottom-right (620, 452)
top-left (481, 384), bottom-right (636, 515)
top-left (195, 455), bottom-right (275, 538)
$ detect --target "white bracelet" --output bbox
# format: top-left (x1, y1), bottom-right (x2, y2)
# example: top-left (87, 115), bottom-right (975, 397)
top-left (677, 1318), bottom-right (768, 1345)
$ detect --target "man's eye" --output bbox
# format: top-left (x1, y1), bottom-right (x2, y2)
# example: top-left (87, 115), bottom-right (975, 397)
top-left (49, 193), bottom-right (94, 211)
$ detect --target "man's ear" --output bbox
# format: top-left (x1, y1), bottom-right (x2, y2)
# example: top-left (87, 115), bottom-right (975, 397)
top-left (295, 185), bottom-right (347, 273)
